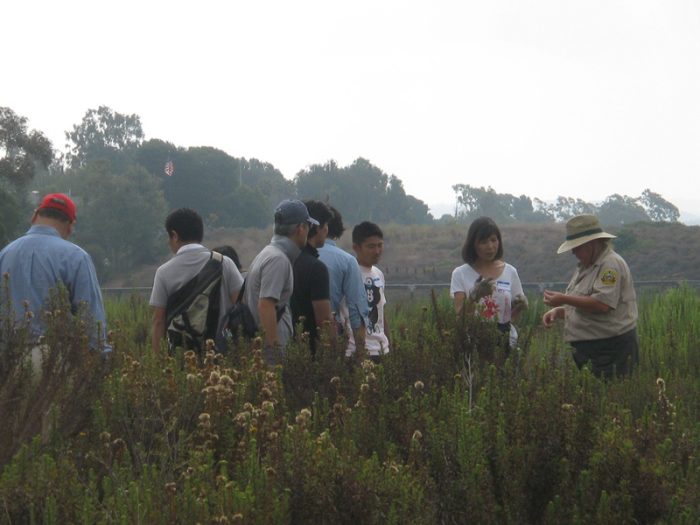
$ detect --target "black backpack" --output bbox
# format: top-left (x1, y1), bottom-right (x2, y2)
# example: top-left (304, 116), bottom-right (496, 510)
top-left (165, 251), bottom-right (223, 353)
top-left (223, 279), bottom-right (258, 342)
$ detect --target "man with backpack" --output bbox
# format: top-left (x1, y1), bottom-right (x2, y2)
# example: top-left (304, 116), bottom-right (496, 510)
top-left (150, 208), bottom-right (243, 353)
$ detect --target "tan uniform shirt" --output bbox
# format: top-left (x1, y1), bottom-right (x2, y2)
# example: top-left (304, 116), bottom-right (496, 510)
top-left (564, 246), bottom-right (637, 342)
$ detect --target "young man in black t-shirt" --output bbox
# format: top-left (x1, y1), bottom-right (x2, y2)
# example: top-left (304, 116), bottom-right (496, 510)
top-left (290, 200), bottom-right (334, 355)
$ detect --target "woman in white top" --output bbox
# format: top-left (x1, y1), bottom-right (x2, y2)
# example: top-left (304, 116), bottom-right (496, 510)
top-left (450, 217), bottom-right (527, 348)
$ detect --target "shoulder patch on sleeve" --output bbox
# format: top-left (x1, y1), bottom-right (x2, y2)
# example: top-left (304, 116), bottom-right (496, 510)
top-left (599, 268), bottom-right (618, 286)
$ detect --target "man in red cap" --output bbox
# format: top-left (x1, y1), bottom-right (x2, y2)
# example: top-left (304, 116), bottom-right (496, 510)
top-left (0, 193), bottom-right (109, 349)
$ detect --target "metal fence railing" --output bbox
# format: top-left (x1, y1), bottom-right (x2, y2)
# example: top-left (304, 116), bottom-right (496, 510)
top-left (103, 280), bottom-right (700, 299)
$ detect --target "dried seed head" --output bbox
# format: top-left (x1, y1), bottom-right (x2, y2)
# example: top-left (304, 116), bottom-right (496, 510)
top-left (414, 380), bottom-right (424, 391)
top-left (360, 383), bottom-right (370, 393)
top-left (412, 430), bottom-right (423, 441)
top-left (330, 376), bottom-right (341, 386)
top-left (164, 482), bottom-right (177, 495)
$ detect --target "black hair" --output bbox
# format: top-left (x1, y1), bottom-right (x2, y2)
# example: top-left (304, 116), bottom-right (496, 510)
top-left (326, 205), bottom-right (345, 239)
top-left (165, 208), bottom-right (204, 243)
top-left (37, 207), bottom-right (71, 223)
top-left (303, 200), bottom-right (333, 238)
top-left (461, 216), bottom-right (503, 264)
top-left (352, 221), bottom-right (383, 245)
top-left (213, 245), bottom-right (242, 271)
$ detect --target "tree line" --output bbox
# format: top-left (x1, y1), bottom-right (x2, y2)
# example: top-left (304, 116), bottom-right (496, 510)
top-left (449, 184), bottom-right (680, 226)
top-left (0, 105), bottom-right (682, 279)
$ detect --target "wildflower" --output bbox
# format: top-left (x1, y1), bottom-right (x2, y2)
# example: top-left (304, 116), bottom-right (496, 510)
top-left (261, 400), bottom-right (275, 411)
top-left (656, 377), bottom-right (666, 391)
top-left (266, 466), bottom-right (277, 477)
top-left (330, 376), bottom-right (341, 386)
top-left (243, 402), bottom-right (254, 411)
top-left (219, 374), bottom-right (234, 387)
top-left (209, 371), bottom-right (220, 384)
top-left (164, 482), bottom-right (177, 495)
top-left (360, 383), bottom-right (370, 393)
top-left (186, 373), bottom-right (198, 382)
top-left (412, 430), bottom-right (423, 441)
top-left (261, 387), bottom-right (273, 399)
top-left (198, 413), bottom-right (211, 423)
top-left (561, 403), bottom-right (574, 411)
top-left (414, 380), bottom-right (424, 391)
top-left (300, 408), bottom-right (312, 418)
top-left (268, 431), bottom-right (279, 441)
top-left (25, 310), bottom-right (34, 320)
top-left (99, 431), bottom-right (111, 444)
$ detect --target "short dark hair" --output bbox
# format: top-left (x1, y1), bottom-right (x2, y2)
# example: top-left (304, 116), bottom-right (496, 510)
top-left (327, 205), bottom-right (345, 239)
top-left (37, 207), bottom-right (71, 223)
top-left (352, 221), bottom-right (383, 245)
top-left (213, 245), bottom-right (242, 270)
top-left (165, 208), bottom-right (204, 243)
top-left (303, 200), bottom-right (333, 238)
top-left (461, 216), bottom-right (503, 264)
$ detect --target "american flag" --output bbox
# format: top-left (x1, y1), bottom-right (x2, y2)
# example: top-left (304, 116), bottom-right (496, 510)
top-left (164, 160), bottom-right (174, 177)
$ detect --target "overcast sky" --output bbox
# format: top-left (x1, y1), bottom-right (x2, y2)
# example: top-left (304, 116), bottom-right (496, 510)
top-left (3, 0), bottom-right (700, 221)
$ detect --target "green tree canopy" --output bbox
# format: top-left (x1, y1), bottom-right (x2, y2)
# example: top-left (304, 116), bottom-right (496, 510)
top-left (0, 107), bottom-right (53, 190)
top-left (64, 162), bottom-right (167, 277)
top-left (296, 158), bottom-right (432, 225)
top-left (65, 106), bottom-right (144, 169)
top-left (597, 194), bottom-right (650, 227)
top-left (639, 189), bottom-right (679, 223)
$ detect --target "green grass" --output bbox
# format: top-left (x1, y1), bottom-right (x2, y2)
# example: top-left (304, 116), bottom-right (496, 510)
top-left (1, 287), bottom-right (699, 523)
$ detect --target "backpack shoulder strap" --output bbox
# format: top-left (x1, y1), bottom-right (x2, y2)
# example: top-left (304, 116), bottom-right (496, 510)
top-left (165, 251), bottom-right (223, 328)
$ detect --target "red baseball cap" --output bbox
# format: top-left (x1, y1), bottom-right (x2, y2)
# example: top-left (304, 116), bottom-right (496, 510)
top-left (38, 193), bottom-right (77, 222)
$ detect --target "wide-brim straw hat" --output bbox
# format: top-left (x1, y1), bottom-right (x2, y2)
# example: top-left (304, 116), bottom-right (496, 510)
top-left (557, 214), bottom-right (616, 254)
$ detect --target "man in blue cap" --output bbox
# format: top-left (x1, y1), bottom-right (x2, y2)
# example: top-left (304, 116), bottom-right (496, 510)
top-left (243, 199), bottom-right (319, 364)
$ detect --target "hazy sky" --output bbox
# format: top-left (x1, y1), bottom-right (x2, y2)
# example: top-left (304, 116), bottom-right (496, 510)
top-left (3, 0), bottom-right (700, 220)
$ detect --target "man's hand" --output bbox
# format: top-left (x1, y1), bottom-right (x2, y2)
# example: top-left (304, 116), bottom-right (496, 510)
top-left (469, 277), bottom-right (495, 302)
top-left (542, 307), bottom-right (564, 328)
top-left (543, 290), bottom-right (566, 307)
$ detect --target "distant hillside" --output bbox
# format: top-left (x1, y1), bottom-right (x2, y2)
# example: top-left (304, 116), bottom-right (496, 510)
top-left (107, 222), bottom-right (700, 288)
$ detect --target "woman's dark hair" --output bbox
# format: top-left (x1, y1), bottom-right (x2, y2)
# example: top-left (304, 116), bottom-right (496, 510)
top-left (213, 245), bottom-right (242, 271)
top-left (165, 208), bottom-right (203, 243)
top-left (326, 205), bottom-right (345, 239)
top-left (461, 216), bottom-right (503, 264)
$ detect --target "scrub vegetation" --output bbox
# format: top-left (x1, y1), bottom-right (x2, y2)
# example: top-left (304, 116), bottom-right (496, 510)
top-left (1, 285), bottom-right (700, 523)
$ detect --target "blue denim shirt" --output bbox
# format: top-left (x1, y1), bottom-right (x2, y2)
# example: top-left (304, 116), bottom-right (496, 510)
top-left (0, 225), bottom-right (109, 349)
top-left (318, 239), bottom-right (369, 330)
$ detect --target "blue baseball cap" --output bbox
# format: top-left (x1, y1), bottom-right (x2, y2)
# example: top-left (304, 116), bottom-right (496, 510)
top-left (274, 199), bottom-right (320, 226)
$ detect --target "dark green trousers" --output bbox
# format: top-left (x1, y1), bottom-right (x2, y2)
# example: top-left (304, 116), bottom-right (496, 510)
top-left (571, 328), bottom-right (639, 379)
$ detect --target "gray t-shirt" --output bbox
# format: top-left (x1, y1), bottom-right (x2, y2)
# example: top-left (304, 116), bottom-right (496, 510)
top-left (150, 244), bottom-right (244, 341)
top-left (243, 236), bottom-right (298, 347)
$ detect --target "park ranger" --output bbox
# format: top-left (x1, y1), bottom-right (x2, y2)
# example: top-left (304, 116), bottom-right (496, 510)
top-left (542, 214), bottom-right (639, 378)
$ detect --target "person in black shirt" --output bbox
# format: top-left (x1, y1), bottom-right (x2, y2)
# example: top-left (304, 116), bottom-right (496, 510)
top-left (291, 200), bottom-right (334, 355)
